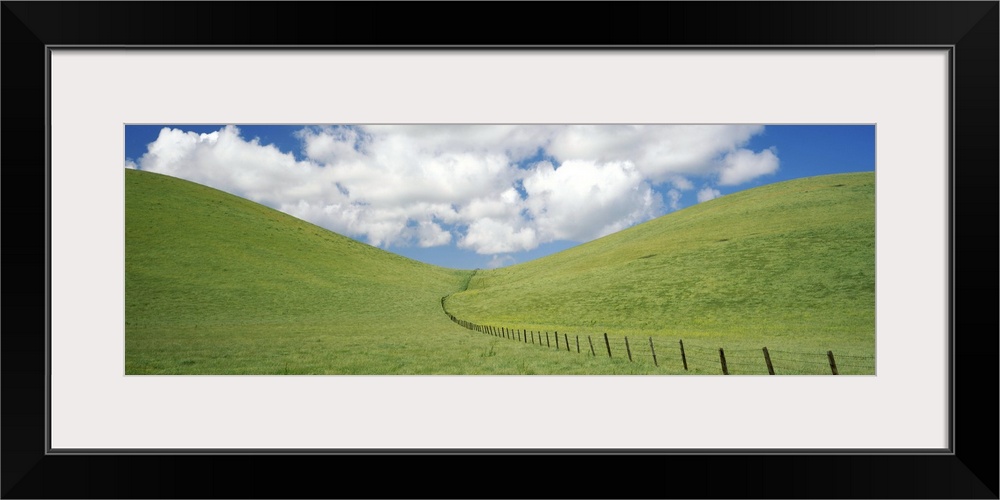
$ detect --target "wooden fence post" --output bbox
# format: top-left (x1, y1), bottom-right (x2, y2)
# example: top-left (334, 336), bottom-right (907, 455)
top-left (531, 331), bottom-right (534, 344)
top-left (604, 333), bottom-right (612, 358)
top-left (649, 337), bottom-right (658, 367)
top-left (588, 335), bottom-right (595, 356)
top-left (564, 333), bottom-right (570, 351)
top-left (576, 335), bottom-right (580, 353)
top-left (555, 332), bottom-right (559, 349)
top-left (719, 348), bottom-right (729, 375)
top-left (679, 339), bottom-right (688, 371)
top-left (827, 350), bottom-right (839, 375)
top-left (763, 347), bottom-right (775, 375)
top-left (625, 336), bottom-right (633, 362)
top-left (546, 332), bottom-right (550, 348)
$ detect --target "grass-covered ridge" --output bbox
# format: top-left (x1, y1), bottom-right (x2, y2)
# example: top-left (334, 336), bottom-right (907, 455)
top-left (126, 169), bottom-right (483, 374)
top-left (445, 172), bottom-right (875, 366)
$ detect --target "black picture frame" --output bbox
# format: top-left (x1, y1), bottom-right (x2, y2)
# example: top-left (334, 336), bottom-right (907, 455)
top-left (3, 2), bottom-right (996, 498)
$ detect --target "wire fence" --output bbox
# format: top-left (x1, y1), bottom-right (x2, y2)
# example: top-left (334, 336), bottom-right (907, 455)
top-left (441, 297), bottom-right (874, 375)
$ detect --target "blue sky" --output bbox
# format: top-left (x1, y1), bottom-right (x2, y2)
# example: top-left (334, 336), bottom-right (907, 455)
top-left (126, 124), bottom-right (874, 269)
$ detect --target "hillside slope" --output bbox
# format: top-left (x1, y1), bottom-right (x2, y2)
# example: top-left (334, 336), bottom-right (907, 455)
top-left (445, 172), bottom-right (875, 356)
top-left (125, 169), bottom-right (477, 374)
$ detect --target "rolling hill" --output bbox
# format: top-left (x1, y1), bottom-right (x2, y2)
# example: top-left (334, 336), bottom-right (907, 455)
top-left (126, 169), bottom-right (474, 374)
top-left (444, 172), bottom-right (875, 371)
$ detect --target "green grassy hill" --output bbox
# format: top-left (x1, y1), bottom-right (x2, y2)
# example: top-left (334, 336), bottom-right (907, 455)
top-left (126, 169), bottom-right (483, 374)
top-left (126, 169), bottom-right (874, 375)
top-left (445, 172), bottom-right (875, 373)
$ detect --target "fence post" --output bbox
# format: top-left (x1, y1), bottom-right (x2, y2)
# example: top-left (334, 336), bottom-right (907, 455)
top-left (625, 336), bottom-right (633, 362)
top-left (531, 331), bottom-right (535, 345)
top-left (719, 348), bottom-right (729, 375)
top-left (588, 335), bottom-right (596, 356)
top-left (649, 337), bottom-right (658, 367)
top-left (604, 333), bottom-right (612, 358)
top-left (827, 350), bottom-right (839, 375)
top-left (555, 332), bottom-right (559, 350)
top-left (564, 333), bottom-right (570, 351)
top-left (546, 332), bottom-right (550, 348)
top-left (763, 347), bottom-right (775, 375)
top-left (576, 335), bottom-right (580, 354)
top-left (524, 330), bottom-right (527, 343)
top-left (679, 339), bottom-right (688, 371)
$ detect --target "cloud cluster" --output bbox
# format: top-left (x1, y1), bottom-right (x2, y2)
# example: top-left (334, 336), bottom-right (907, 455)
top-left (697, 187), bottom-right (723, 203)
top-left (129, 125), bottom-right (778, 255)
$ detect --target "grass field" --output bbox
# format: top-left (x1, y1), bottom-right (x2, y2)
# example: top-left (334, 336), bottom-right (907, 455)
top-left (444, 172), bottom-right (876, 373)
top-left (126, 169), bottom-right (874, 374)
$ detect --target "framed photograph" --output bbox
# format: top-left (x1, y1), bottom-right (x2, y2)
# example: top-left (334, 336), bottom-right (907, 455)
top-left (4, 2), bottom-right (996, 498)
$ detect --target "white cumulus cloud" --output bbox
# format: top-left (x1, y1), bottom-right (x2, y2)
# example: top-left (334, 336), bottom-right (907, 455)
top-left (666, 189), bottom-right (683, 211)
top-left (697, 187), bottom-right (723, 203)
top-left (522, 160), bottom-right (663, 243)
top-left (485, 254), bottom-right (516, 269)
top-left (718, 147), bottom-right (780, 186)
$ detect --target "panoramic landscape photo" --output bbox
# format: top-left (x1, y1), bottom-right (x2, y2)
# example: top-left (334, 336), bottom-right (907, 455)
top-left (125, 124), bottom-right (875, 375)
